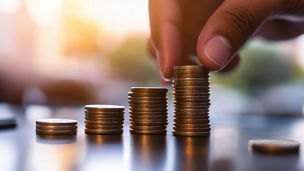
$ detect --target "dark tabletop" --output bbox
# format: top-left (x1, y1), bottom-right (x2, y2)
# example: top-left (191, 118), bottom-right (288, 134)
top-left (0, 104), bottom-right (303, 171)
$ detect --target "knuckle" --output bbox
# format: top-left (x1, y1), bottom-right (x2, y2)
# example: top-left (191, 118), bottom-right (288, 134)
top-left (223, 6), bottom-right (256, 34)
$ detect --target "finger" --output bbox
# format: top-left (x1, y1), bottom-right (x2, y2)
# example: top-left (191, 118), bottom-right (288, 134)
top-left (149, 0), bottom-right (183, 79)
top-left (196, 0), bottom-right (284, 71)
top-left (147, 37), bottom-right (156, 59)
top-left (255, 19), bottom-right (304, 40)
top-left (219, 54), bottom-right (240, 72)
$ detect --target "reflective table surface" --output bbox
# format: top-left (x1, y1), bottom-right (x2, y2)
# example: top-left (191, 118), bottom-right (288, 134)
top-left (0, 104), bottom-right (303, 171)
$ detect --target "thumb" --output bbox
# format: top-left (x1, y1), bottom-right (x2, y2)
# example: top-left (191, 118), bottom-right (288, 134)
top-left (197, 0), bottom-right (283, 71)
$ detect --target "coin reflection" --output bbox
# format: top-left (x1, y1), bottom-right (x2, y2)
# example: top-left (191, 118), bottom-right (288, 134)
top-left (36, 134), bottom-right (76, 144)
top-left (173, 137), bottom-right (210, 171)
top-left (86, 134), bottom-right (122, 145)
top-left (130, 134), bottom-right (167, 171)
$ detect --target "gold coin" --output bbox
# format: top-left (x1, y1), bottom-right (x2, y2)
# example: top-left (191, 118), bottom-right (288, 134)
top-left (173, 123), bottom-right (210, 129)
top-left (129, 114), bottom-right (167, 119)
top-left (129, 107), bottom-right (168, 112)
top-left (36, 119), bottom-right (77, 126)
top-left (131, 87), bottom-right (168, 93)
top-left (85, 120), bottom-right (123, 125)
top-left (249, 139), bottom-right (300, 154)
top-left (130, 121), bottom-right (167, 126)
top-left (173, 73), bottom-right (209, 78)
top-left (173, 80), bottom-right (209, 86)
top-left (36, 125), bottom-right (77, 130)
top-left (85, 124), bottom-right (123, 129)
top-left (128, 96), bottom-right (167, 101)
top-left (85, 117), bottom-right (124, 122)
top-left (173, 126), bottom-right (210, 132)
top-left (130, 125), bottom-right (167, 130)
top-left (36, 129), bottom-right (77, 135)
top-left (85, 114), bottom-right (124, 119)
top-left (174, 118), bottom-right (210, 124)
top-left (85, 105), bottom-right (125, 111)
top-left (128, 92), bottom-right (167, 97)
top-left (174, 114), bottom-right (209, 119)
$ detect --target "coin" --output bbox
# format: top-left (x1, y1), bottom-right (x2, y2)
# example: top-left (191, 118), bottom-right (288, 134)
top-left (130, 118), bottom-right (168, 123)
top-left (249, 139), bottom-right (300, 154)
top-left (174, 98), bottom-right (210, 103)
top-left (36, 125), bottom-right (77, 130)
top-left (36, 129), bottom-right (77, 135)
top-left (173, 93), bottom-right (210, 97)
top-left (85, 124), bottom-right (123, 129)
top-left (85, 128), bottom-right (123, 134)
top-left (174, 101), bottom-right (211, 106)
top-left (130, 125), bottom-right (167, 130)
top-left (36, 119), bottom-right (77, 126)
top-left (174, 118), bottom-right (210, 124)
top-left (173, 123), bottom-right (210, 129)
top-left (173, 73), bottom-right (209, 78)
top-left (173, 78), bottom-right (209, 82)
top-left (173, 126), bottom-right (210, 132)
top-left (174, 114), bottom-right (209, 120)
top-left (128, 92), bottom-right (167, 98)
top-left (130, 121), bottom-right (167, 126)
top-left (85, 105), bottom-right (125, 111)
top-left (172, 130), bottom-right (210, 137)
top-left (129, 114), bottom-right (167, 119)
top-left (85, 120), bottom-right (123, 125)
top-left (131, 87), bottom-right (168, 93)
top-left (173, 80), bottom-right (209, 86)
top-left (85, 117), bottom-right (124, 122)
top-left (130, 129), bottom-right (166, 135)
top-left (128, 103), bottom-right (167, 108)
top-left (85, 114), bottom-right (124, 119)
top-left (128, 100), bottom-right (167, 104)
top-left (129, 107), bottom-right (168, 112)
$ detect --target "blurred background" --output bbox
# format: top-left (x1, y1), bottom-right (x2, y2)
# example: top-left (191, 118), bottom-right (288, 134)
top-left (0, 0), bottom-right (303, 116)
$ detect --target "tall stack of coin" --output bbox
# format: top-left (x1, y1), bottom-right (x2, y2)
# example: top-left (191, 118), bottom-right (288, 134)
top-left (36, 119), bottom-right (78, 135)
top-left (172, 65), bottom-right (211, 137)
top-left (84, 105), bottom-right (124, 135)
top-left (128, 87), bottom-right (168, 135)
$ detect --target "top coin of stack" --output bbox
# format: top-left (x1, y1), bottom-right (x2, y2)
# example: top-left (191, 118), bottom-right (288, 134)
top-left (128, 87), bottom-right (168, 135)
top-left (172, 65), bottom-right (211, 137)
top-left (36, 118), bottom-right (78, 135)
top-left (84, 105), bottom-right (125, 135)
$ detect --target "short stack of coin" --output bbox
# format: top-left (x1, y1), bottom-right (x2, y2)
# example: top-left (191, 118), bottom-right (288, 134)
top-left (36, 119), bottom-right (78, 135)
top-left (172, 65), bottom-right (211, 137)
top-left (84, 105), bottom-right (124, 135)
top-left (128, 87), bottom-right (168, 135)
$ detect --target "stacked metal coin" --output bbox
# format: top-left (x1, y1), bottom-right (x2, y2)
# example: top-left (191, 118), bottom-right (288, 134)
top-left (36, 118), bottom-right (78, 135)
top-left (84, 105), bottom-right (124, 135)
top-left (128, 87), bottom-right (168, 135)
top-left (172, 65), bottom-right (211, 137)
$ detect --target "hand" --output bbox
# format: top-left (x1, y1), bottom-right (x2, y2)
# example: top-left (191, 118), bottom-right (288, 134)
top-left (148, 0), bottom-right (304, 81)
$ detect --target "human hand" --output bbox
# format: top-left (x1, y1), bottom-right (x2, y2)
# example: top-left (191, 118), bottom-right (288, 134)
top-left (148, 0), bottom-right (304, 81)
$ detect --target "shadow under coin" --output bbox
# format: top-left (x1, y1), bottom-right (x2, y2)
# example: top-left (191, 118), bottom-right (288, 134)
top-left (248, 151), bottom-right (299, 171)
top-left (130, 134), bottom-right (167, 171)
top-left (36, 134), bottom-right (77, 144)
top-left (173, 136), bottom-right (210, 171)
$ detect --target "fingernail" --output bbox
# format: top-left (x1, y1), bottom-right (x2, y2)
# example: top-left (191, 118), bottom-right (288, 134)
top-left (205, 35), bottom-right (231, 68)
top-left (156, 50), bottom-right (171, 82)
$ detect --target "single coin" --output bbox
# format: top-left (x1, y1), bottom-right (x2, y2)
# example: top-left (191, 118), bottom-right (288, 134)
top-left (130, 125), bottom-right (167, 130)
top-left (85, 117), bottom-right (124, 122)
top-left (85, 105), bottom-right (125, 111)
top-left (174, 114), bottom-right (209, 120)
top-left (174, 105), bottom-right (209, 110)
top-left (174, 65), bottom-right (208, 71)
top-left (85, 110), bottom-right (124, 114)
top-left (130, 118), bottom-right (168, 123)
top-left (173, 78), bottom-right (209, 82)
top-left (173, 93), bottom-right (210, 97)
top-left (173, 69), bottom-right (209, 75)
top-left (128, 103), bottom-right (168, 108)
top-left (85, 124), bottom-right (123, 129)
top-left (249, 139), bottom-right (300, 154)
top-left (128, 92), bottom-right (167, 97)
top-left (85, 128), bottom-right (122, 135)
top-left (175, 108), bottom-right (209, 113)
top-left (173, 80), bottom-right (209, 86)
top-left (129, 110), bottom-right (168, 115)
top-left (174, 123), bottom-right (210, 129)
top-left (36, 125), bottom-right (77, 130)
top-left (174, 98), bottom-right (210, 103)
top-left (85, 120), bottom-right (123, 125)
top-left (36, 129), bottom-right (77, 135)
top-left (128, 100), bottom-right (167, 104)
top-left (85, 114), bottom-right (124, 120)
top-left (173, 73), bottom-right (209, 78)
top-left (129, 107), bottom-right (168, 112)
top-left (172, 130), bottom-right (210, 137)
top-left (173, 87), bottom-right (210, 92)
top-left (130, 129), bottom-right (166, 135)
top-left (129, 114), bottom-right (167, 119)
top-left (174, 118), bottom-right (210, 124)
top-left (131, 87), bottom-right (168, 93)
top-left (130, 121), bottom-right (167, 126)
top-left (174, 101), bottom-right (211, 106)
top-left (36, 119), bottom-right (77, 126)
top-left (173, 126), bottom-right (211, 132)
top-left (128, 96), bottom-right (167, 101)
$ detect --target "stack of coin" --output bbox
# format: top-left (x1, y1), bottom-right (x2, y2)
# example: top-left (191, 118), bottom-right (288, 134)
top-left (172, 65), bottom-right (211, 137)
top-left (84, 105), bottom-right (125, 135)
top-left (36, 119), bottom-right (77, 135)
top-left (128, 87), bottom-right (168, 135)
